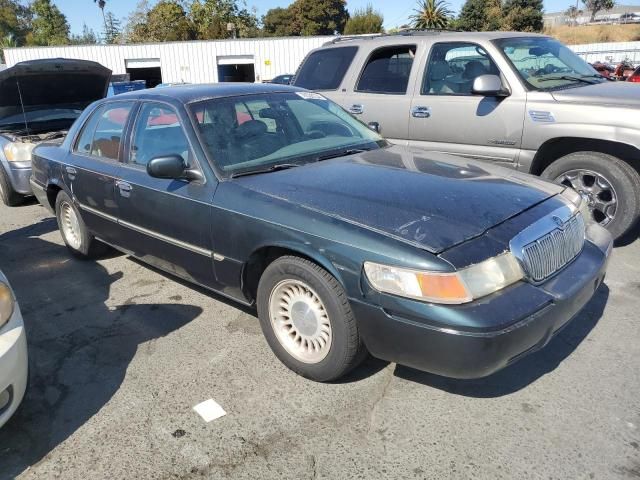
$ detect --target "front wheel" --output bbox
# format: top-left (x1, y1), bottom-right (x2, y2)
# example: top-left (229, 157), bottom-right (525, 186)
top-left (0, 167), bottom-right (24, 207)
top-left (541, 151), bottom-right (640, 240)
top-left (257, 256), bottom-right (366, 382)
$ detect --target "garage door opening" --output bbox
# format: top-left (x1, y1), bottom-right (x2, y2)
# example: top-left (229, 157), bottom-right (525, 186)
top-left (217, 64), bottom-right (255, 82)
top-left (125, 58), bottom-right (163, 88)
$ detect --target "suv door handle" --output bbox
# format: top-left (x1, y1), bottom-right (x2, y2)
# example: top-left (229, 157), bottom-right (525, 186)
top-left (116, 180), bottom-right (132, 197)
top-left (348, 104), bottom-right (364, 115)
top-left (411, 106), bottom-right (431, 118)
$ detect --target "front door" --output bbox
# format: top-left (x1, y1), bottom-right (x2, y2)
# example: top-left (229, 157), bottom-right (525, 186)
top-left (343, 44), bottom-right (418, 143)
top-left (64, 101), bottom-right (135, 244)
top-left (114, 101), bottom-right (219, 289)
top-left (408, 42), bottom-right (526, 168)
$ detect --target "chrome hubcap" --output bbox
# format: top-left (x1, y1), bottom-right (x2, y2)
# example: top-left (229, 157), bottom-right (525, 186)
top-left (268, 279), bottom-right (332, 364)
top-left (554, 169), bottom-right (617, 226)
top-left (60, 201), bottom-right (82, 250)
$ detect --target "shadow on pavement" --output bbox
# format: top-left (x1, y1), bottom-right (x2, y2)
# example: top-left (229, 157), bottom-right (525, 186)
top-left (0, 219), bottom-right (202, 480)
top-left (394, 283), bottom-right (609, 398)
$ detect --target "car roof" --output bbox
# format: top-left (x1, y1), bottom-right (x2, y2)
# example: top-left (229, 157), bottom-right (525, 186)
top-left (112, 82), bottom-right (306, 104)
top-left (320, 30), bottom-right (549, 48)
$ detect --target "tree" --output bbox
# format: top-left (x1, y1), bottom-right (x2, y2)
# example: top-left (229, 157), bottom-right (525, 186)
top-left (410, 0), bottom-right (452, 29)
top-left (134, 0), bottom-right (192, 42)
top-left (344, 4), bottom-right (383, 34)
top-left (582, 0), bottom-right (615, 22)
top-left (502, 0), bottom-right (543, 32)
top-left (103, 11), bottom-right (121, 43)
top-left (94, 0), bottom-right (107, 34)
top-left (70, 23), bottom-right (98, 44)
top-left (457, 0), bottom-right (488, 31)
top-left (28, 0), bottom-right (70, 46)
top-left (189, 0), bottom-right (259, 39)
top-left (565, 5), bottom-right (582, 25)
top-left (290, 0), bottom-right (349, 35)
top-left (0, 0), bottom-right (31, 46)
top-left (263, 7), bottom-right (295, 36)
top-left (123, 0), bottom-right (150, 42)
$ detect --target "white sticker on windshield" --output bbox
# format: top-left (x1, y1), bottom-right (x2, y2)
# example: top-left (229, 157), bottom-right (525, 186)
top-left (296, 91), bottom-right (326, 100)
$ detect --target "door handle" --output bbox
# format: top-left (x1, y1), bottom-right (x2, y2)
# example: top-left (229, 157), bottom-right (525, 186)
top-left (411, 106), bottom-right (431, 118)
top-left (348, 104), bottom-right (364, 115)
top-left (65, 166), bottom-right (77, 175)
top-left (116, 180), bottom-right (132, 197)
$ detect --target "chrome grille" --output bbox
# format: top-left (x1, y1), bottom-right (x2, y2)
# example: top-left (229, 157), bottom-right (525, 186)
top-left (521, 213), bottom-right (585, 282)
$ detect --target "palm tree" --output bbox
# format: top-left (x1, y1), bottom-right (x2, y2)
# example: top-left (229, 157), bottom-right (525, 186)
top-left (410, 0), bottom-right (452, 29)
top-left (94, 0), bottom-right (107, 33)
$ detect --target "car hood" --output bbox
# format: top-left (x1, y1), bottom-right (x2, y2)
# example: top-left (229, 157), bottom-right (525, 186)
top-left (234, 146), bottom-right (563, 253)
top-left (0, 58), bottom-right (111, 121)
top-left (551, 81), bottom-right (640, 108)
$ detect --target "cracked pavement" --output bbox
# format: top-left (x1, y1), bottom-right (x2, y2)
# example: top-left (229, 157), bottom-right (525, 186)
top-left (0, 202), bottom-right (639, 479)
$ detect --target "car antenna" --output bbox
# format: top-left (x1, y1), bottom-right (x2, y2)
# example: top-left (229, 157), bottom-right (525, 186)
top-left (15, 79), bottom-right (30, 135)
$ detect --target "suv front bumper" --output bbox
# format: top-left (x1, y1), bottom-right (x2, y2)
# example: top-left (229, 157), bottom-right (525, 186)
top-left (352, 224), bottom-right (612, 379)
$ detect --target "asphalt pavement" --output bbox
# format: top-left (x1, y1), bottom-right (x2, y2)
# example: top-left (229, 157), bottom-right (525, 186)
top-left (0, 200), bottom-right (638, 480)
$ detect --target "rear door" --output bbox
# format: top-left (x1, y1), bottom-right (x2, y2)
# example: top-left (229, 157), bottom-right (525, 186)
top-left (342, 44), bottom-right (419, 143)
top-left (64, 101), bottom-right (135, 244)
top-left (114, 101), bottom-right (219, 289)
top-left (408, 42), bottom-right (526, 167)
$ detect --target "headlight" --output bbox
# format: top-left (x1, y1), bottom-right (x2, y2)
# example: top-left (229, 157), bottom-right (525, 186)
top-left (0, 282), bottom-right (15, 328)
top-left (364, 253), bottom-right (524, 304)
top-left (561, 187), bottom-right (591, 223)
top-left (3, 142), bottom-right (35, 162)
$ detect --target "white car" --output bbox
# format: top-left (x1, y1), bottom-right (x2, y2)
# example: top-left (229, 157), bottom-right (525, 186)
top-left (0, 269), bottom-right (28, 427)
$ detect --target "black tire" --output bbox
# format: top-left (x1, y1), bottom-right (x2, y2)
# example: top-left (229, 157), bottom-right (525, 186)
top-left (0, 166), bottom-right (24, 207)
top-left (54, 190), bottom-right (110, 258)
top-left (541, 151), bottom-right (640, 240)
top-left (257, 256), bottom-right (367, 382)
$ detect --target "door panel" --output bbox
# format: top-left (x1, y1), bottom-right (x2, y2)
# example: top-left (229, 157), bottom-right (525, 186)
top-left (408, 42), bottom-right (526, 166)
top-left (115, 102), bottom-right (219, 289)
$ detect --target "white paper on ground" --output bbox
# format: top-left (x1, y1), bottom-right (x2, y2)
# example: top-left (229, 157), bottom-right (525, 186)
top-left (193, 399), bottom-right (227, 422)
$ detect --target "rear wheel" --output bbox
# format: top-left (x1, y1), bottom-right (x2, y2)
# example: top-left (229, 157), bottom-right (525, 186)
top-left (54, 191), bottom-right (110, 258)
top-left (257, 256), bottom-right (366, 382)
top-left (541, 151), bottom-right (640, 240)
top-left (0, 167), bottom-right (24, 207)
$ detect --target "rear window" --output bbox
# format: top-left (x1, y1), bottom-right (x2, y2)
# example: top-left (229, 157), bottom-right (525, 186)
top-left (293, 46), bottom-right (358, 90)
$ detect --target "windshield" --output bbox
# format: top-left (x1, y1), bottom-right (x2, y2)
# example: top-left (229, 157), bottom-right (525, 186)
top-left (494, 37), bottom-right (605, 90)
top-left (190, 91), bottom-right (386, 177)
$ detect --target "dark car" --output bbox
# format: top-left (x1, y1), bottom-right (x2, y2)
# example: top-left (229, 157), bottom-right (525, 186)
top-left (30, 84), bottom-right (612, 382)
top-left (0, 58), bottom-right (111, 206)
top-left (264, 74), bottom-right (293, 85)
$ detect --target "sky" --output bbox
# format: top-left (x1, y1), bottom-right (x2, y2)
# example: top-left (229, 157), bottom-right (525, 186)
top-left (58, 0), bottom-right (635, 35)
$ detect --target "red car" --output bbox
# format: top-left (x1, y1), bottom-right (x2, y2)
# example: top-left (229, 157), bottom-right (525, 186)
top-left (628, 66), bottom-right (640, 83)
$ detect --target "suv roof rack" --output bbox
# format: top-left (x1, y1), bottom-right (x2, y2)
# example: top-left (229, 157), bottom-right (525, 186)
top-left (325, 28), bottom-right (461, 45)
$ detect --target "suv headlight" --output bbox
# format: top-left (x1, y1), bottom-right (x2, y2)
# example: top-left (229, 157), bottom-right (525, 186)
top-left (364, 253), bottom-right (524, 304)
top-left (561, 187), bottom-right (591, 224)
top-left (3, 142), bottom-right (35, 162)
top-left (0, 282), bottom-right (15, 328)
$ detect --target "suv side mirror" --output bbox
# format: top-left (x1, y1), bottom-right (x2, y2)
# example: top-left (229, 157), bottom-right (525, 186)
top-left (147, 154), bottom-right (188, 179)
top-left (472, 75), bottom-right (509, 97)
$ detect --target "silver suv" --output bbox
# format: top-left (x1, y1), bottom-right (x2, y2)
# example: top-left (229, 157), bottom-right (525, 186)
top-left (293, 31), bottom-right (640, 240)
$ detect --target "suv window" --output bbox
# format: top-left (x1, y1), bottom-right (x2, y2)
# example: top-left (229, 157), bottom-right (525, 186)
top-left (356, 45), bottom-right (416, 94)
top-left (82, 102), bottom-right (134, 160)
top-left (293, 46), bottom-right (358, 90)
top-left (422, 43), bottom-right (500, 95)
top-left (129, 103), bottom-right (192, 168)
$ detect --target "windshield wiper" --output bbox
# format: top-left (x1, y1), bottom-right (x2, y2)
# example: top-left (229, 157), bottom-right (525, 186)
top-left (230, 163), bottom-right (301, 178)
top-left (316, 148), bottom-right (367, 162)
top-left (538, 75), bottom-right (599, 84)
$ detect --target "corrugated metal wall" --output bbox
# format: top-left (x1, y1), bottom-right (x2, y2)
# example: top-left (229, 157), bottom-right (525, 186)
top-left (3, 36), bottom-right (336, 83)
top-left (569, 41), bottom-right (640, 63)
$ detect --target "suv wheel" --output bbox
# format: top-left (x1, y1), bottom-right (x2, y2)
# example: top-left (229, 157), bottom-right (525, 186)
top-left (542, 151), bottom-right (640, 239)
top-left (256, 256), bottom-right (367, 382)
top-left (0, 167), bottom-right (24, 206)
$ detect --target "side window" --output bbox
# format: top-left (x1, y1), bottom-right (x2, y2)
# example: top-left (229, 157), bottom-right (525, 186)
top-left (422, 43), bottom-right (500, 96)
top-left (129, 103), bottom-right (192, 168)
top-left (75, 106), bottom-right (104, 155)
top-left (356, 45), bottom-right (416, 94)
top-left (292, 46), bottom-right (358, 90)
top-left (89, 102), bottom-right (134, 160)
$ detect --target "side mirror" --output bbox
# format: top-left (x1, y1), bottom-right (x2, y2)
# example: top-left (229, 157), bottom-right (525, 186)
top-left (367, 121), bottom-right (380, 133)
top-left (147, 154), bottom-right (187, 179)
top-left (472, 75), bottom-right (510, 97)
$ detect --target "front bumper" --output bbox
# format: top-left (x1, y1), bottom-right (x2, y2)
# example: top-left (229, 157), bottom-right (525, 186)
top-left (0, 300), bottom-right (28, 428)
top-left (353, 224), bottom-right (612, 379)
top-left (3, 161), bottom-right (32, 195)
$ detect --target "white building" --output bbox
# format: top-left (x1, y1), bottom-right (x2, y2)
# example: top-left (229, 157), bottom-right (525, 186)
top-left (3, 36), bottom-right (336, 87)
